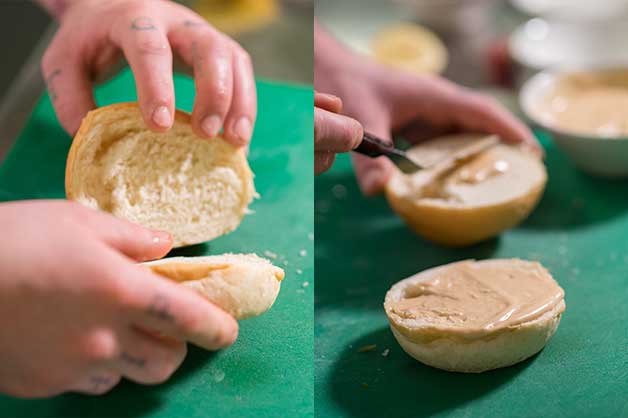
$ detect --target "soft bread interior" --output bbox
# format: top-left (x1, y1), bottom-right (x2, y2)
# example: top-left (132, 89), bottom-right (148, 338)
top-left (143, 254), bottom-right (284, 320)
top-left (66, 103), bottom-right (255, 247)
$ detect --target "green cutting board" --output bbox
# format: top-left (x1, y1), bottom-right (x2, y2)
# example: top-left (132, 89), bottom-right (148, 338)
top-left (0, 68), bottom-right (314, 418)
top-left (315, 134), bottom-right (628, 418)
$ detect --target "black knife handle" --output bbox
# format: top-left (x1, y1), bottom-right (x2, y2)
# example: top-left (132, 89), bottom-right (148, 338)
top-left (354, 132), bottom-right (393, 158)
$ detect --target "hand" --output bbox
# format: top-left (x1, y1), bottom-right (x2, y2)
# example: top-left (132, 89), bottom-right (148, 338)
top-left (314, 91), bottom-right (363, 175)
top-left (314, 23), bottom-right (541, 195)
top-left (41, 0), bottom-right (256, 146)
top-left (0, 200), bottom-right (238, 398)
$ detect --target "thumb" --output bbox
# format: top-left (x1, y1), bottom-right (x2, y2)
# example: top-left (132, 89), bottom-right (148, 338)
top-left (75, 205), bottom-right (173, 261)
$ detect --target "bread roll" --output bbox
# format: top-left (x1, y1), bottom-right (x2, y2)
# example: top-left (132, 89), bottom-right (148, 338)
top-left (143, 254), bottom-right (284, 320)
top-left (385, 134), bottom-right (546, 246)
top-left (66, 103), bottom-right (255, 247)
top-left (384, 259), bottom-right (565, 373)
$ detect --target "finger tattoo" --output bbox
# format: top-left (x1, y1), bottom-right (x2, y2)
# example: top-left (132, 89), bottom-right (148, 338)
top-left (90, 375), bottom-right (112, 392)
top-left (146, 294), bottom-right (175, 323)
top-left (183, 19), bottom-right (206, 29)
top-left (120, 352), bottom-right (146, 368)
top-left (131, 16), bottom-right (156, 31)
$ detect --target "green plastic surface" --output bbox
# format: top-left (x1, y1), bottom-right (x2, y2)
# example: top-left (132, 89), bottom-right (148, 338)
top-left (315, 134), bottom-right (628, 418)
top-left (0, 69), bottom-right (314, 417)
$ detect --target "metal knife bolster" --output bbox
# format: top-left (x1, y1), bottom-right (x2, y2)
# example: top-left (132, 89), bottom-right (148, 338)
top-left (355, 132), bottom-right (395, 157)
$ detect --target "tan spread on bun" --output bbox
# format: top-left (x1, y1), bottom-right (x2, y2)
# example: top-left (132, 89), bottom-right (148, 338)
top-left (384, 259), bottom-right (565, 373)
top-left (385, 134), bottom-right (546, 246)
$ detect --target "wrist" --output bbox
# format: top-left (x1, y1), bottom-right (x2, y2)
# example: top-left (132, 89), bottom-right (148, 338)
top-left (314, 23), bottom-right (356, 74)
top-left (314, 21), bottom-right (382, 90)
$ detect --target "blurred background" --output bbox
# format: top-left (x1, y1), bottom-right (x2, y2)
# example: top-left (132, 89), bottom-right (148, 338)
top-left (316, 0), bottom-right (628, 100)
top-left (0, 0), bottom-right (313, 161)
top-left (316, 0), bottom-right (628, 176)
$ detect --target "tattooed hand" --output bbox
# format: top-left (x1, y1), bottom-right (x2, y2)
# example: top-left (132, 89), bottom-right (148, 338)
top-left (39, 0), bottom-right (256, 146)
top-left (0, 201), bottom-right (238, 398)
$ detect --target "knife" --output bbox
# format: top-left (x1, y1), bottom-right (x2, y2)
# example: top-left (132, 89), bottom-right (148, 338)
top-left (353, 132), bottom-right (424, 174)
top-left (353, 132), bottom-right (500, 175)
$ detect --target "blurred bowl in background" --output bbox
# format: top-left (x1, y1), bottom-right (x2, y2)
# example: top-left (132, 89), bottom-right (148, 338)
top-left (520, 69), bottom-right (628, 177)
top-left (509, 18), bottom-right (628, 86)
top-left (510, 0), bottom-right (628, 22)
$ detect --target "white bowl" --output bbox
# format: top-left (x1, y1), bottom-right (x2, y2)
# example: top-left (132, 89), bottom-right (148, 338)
top-left (520, 70), bottom-right (628, 177)
top-left (508, 18), bottom-right (628, 87)
top-left (510, 0), bottom-right (628, 22)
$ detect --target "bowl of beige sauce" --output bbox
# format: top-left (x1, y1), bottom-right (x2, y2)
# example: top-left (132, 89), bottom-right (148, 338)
top-left (521, 68), bottom-right (628, 176)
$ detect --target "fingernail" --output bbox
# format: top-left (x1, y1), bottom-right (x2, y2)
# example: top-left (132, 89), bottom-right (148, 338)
top-left (151, 230), bottom-right (172, 244)
top-left (152, 106), bottom-right (172, 129)
top-left (233, 117), bottom-right (252, 144)
top-left (201, 115), bottom-right (222, 138)
top-left (320, 92), bottom-right (340, 101)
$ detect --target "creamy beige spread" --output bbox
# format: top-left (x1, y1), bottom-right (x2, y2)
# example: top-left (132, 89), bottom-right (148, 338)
top-left (421, 149), bottom-right (510, 199)
top-left (539, 70), bottom-right (628, 137)
top-left (389, 261), bottom-right (564, 333)
top-left (148, 263), bottom-right (229, 283)
top-left (450, 152), bottom-right (509, 185)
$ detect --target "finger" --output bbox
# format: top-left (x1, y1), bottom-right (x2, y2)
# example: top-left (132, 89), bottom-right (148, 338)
top-left (352, 154), bottom-right (396, 196)
top-left (314, 108), bottom-right (363, 153)
top-left (189, 34), bottom-right (234, 139)
top-left (115, 328), bottom-right (186, 384)
top-left (346, 106), bottom-right (394, 196)
top-left (112, 15), bottom-right (175, 132)
top-left (70, 203), bottom-right (172, 261)
top-left (315, 91), bottom-right (343, 114)
top-left (70, 371), bottom-right (121, 396)
top-left (169, 23), bottom-right (234, 139)
top-left (41, 43), bottom-right (95, 135)
top-left (450, 91), bottom-right (543, 156)
top-left (223, 44), bottom-right (257, 147)
top-left (120, 264), bottom-right (239, 351)
top-left (315, 151), bottom-right (336, 175)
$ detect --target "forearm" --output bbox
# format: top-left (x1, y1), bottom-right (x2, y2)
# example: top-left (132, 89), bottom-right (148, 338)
top-left (314, 20), bottom-right (360, 89)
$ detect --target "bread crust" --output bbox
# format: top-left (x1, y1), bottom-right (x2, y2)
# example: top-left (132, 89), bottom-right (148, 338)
top-left (143, 254), bottom-right (284, 320)
top-left (385, 179), bottom-right (545, 246)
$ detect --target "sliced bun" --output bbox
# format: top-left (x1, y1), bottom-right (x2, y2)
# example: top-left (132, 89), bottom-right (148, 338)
top-left (66, 103), bottom-right (255, 247)
top-left (384, 259), bottom-right (565, 373)
top-left (143, 254), bottom-right (284, 320)
top-left (385, 134), bottom-right (546, 246)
